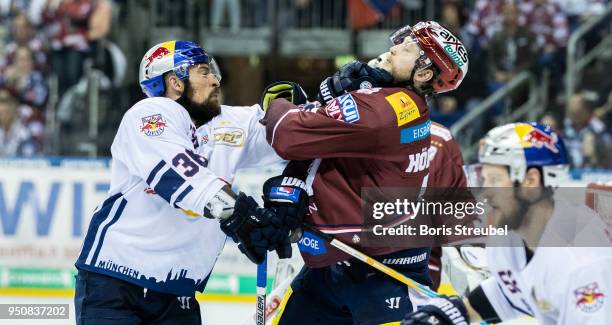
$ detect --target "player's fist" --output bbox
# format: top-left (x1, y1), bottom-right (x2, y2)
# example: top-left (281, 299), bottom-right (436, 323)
top-left (317, 61), bottom-right (393, 104)
top-left (401, 296), bottom-right (469, 325)
top-left (261, 81), bottom-right (308, 112)
top-left (262, 176), bottom-right (309, 259)
top-left (220, 192), bottom-right (290, 264)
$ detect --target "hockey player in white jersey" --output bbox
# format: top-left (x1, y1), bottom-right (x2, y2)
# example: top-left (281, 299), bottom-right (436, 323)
top-left (74, 40), bottom-right (307, 324)
top-left (402, 122), bottom-right (612, 325)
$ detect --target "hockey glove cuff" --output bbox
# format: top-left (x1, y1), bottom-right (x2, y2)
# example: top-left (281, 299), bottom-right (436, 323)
top-left (262, 176), bottom-right (309, 231)
top-left (261, 81), bottom-right (308, 112)
top-left (317, 61), bottom-right (393, 104)
top-left (401, 295), bottom-right (469, 325)
top-left (220, 192), bottom-right (291, 264)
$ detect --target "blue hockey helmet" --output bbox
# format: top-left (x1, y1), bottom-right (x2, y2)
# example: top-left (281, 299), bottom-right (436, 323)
top-left (139, 40), bottom-right (221, 97)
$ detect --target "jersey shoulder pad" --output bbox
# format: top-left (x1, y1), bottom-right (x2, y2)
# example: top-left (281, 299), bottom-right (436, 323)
top-left (130, 97), bottom-right (188, 117)
top-left (431, 122), bottom-right (454, 142)
top-left (355, 87), bottom-right (428, 128)
top-left (218, 104), bottom-right (261, 122)
top-left (125, 97), bottom-right (191, 136)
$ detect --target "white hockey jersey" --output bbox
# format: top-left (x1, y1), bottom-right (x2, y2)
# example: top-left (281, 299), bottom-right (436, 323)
top-left (76, 97), bottom-right (281, 296)
top-left (480, 198), bottom-right (612, 324)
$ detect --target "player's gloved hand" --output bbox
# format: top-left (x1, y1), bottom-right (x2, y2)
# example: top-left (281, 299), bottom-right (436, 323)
top-left (262, 176), bottom-right (310, 258)
top-left (220, 192), bottom-right (290, 264)
top-left (401, 296), bottom-right (469, 325)
top-left (317, 61), bottom-right (393, 104)
top-left (261, 81), bottom-right (308, 112)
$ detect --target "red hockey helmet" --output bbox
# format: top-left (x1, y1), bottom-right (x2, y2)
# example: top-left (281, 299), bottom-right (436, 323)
top-left (390, 21), bottom-right (469, 94)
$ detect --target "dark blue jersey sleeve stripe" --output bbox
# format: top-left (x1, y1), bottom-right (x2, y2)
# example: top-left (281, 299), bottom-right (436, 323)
top-left (146, 160), bottom-right (167, 185)
top-left (497, 283), bottom-right (534, 317)
top-left (154, 168), bottom-right (186, 203)
top-left (173, 185), bottom-right (193, 209)
top-left (89, 198), bottom-right (128, 266)
top-left (76, 193), bottom-right (122, 265)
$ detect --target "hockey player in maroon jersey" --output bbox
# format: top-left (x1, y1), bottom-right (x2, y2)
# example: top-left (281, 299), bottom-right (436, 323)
top-left (260, 21), bottom-right (469, 324)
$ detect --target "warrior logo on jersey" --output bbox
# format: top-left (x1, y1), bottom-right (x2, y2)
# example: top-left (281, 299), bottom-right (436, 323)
top-left (140, 114), bottom-right (167, 136)
top-left (324, 93), bottom-right (360, 123)
top-left (574, 282), bottom-right (605, 313)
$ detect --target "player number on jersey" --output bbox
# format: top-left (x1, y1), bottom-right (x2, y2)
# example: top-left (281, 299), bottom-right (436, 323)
top-left (172, 149), bottom-right (209, 177)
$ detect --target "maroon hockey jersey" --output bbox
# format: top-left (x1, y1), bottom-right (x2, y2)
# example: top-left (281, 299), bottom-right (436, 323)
top-left (427, 122), bottom-right (467, 290)
top-left (263, 87), bottom-right (431, 267)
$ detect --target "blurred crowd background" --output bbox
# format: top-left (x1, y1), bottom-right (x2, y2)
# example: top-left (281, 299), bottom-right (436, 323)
top-left (0, 0), bottom-right (611, 168)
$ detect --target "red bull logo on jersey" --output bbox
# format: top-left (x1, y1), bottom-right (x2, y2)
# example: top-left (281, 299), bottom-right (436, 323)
top-left (145, 46), bottom-right (171, 68)
top-left (521, 127), bottom-right (559, 153)
top-left (140, 114), bottom-right (167, 136)
top-left (574, 282), bottom-right (605, 313)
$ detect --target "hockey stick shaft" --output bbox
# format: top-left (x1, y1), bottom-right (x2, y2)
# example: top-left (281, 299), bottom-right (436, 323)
top-left (303, 225), bottom-right (439, 298)
top-left (256, 256), bottom-right (267, 325)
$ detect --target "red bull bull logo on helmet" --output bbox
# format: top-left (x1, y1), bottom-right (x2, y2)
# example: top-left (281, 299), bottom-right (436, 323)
top-left (140, 114), bottom-right (167, 136)
top-left (574, 282), bottom-right (605, 313)
top-left (522, 127), bottom-right (559, 153)
top-left (145, 46), bottom-right (171, 68)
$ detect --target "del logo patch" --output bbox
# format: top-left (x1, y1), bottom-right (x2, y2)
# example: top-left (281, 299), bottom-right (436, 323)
top-left (385, 91), bottom-right (420, 126)
top-left (213, 127), bottom-right (244, 146)
top-left (324, 93), bottom-right (360, 123)
top-left (140, 114), bottom-right (167, 136)
top-left (575, 282), bottom-right (605, 313)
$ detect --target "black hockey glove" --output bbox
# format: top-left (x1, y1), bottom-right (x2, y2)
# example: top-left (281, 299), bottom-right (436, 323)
top-left (401, 296), bottom-right (469, 325)
top-left (220, 192), bottom-right (290, 264)
top-left (317, 61), bottom-right (393, 104)
top-left (261, 81), bottom-right (308, 112)
top-left (262, 176), bottom-right (310, 258)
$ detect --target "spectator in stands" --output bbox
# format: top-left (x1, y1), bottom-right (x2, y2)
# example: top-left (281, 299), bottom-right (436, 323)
top-left (211, 0), bottom-right (241, 33)
top-left (488, 3), bottom-right (538, 86)
top-left (540, 112), bottom-right (561, 132)
top-left (0, 0), bottom-right (46, 25)
top-left (439, 0), bottom-right (470, 45)
top-left (437, 0), bottom-right (488, 131)
top-left (551, 0), bottom-right (606, 31)
top-left (43, 0), bottom-right (112, 96)
top-left (466, 0), bottom-right (506, 49)
top-left (430, 96), bottom-right (464, 127)
top-left (0, 90), bottom-right (43, 157)
top-left (1, 12), bottom-right (47, 73)
top-left (594, 90), bottom-right (612, 126)
top-left (519, 0), bottom-right (569, 54)
top-left (563, 92), bottom-right (612, 168)
top-left (1, 46), bottom-right (48, 110)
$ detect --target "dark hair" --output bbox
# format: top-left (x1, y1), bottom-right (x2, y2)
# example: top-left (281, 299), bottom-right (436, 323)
top-left (420, 64), bottom-right (441, 100)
